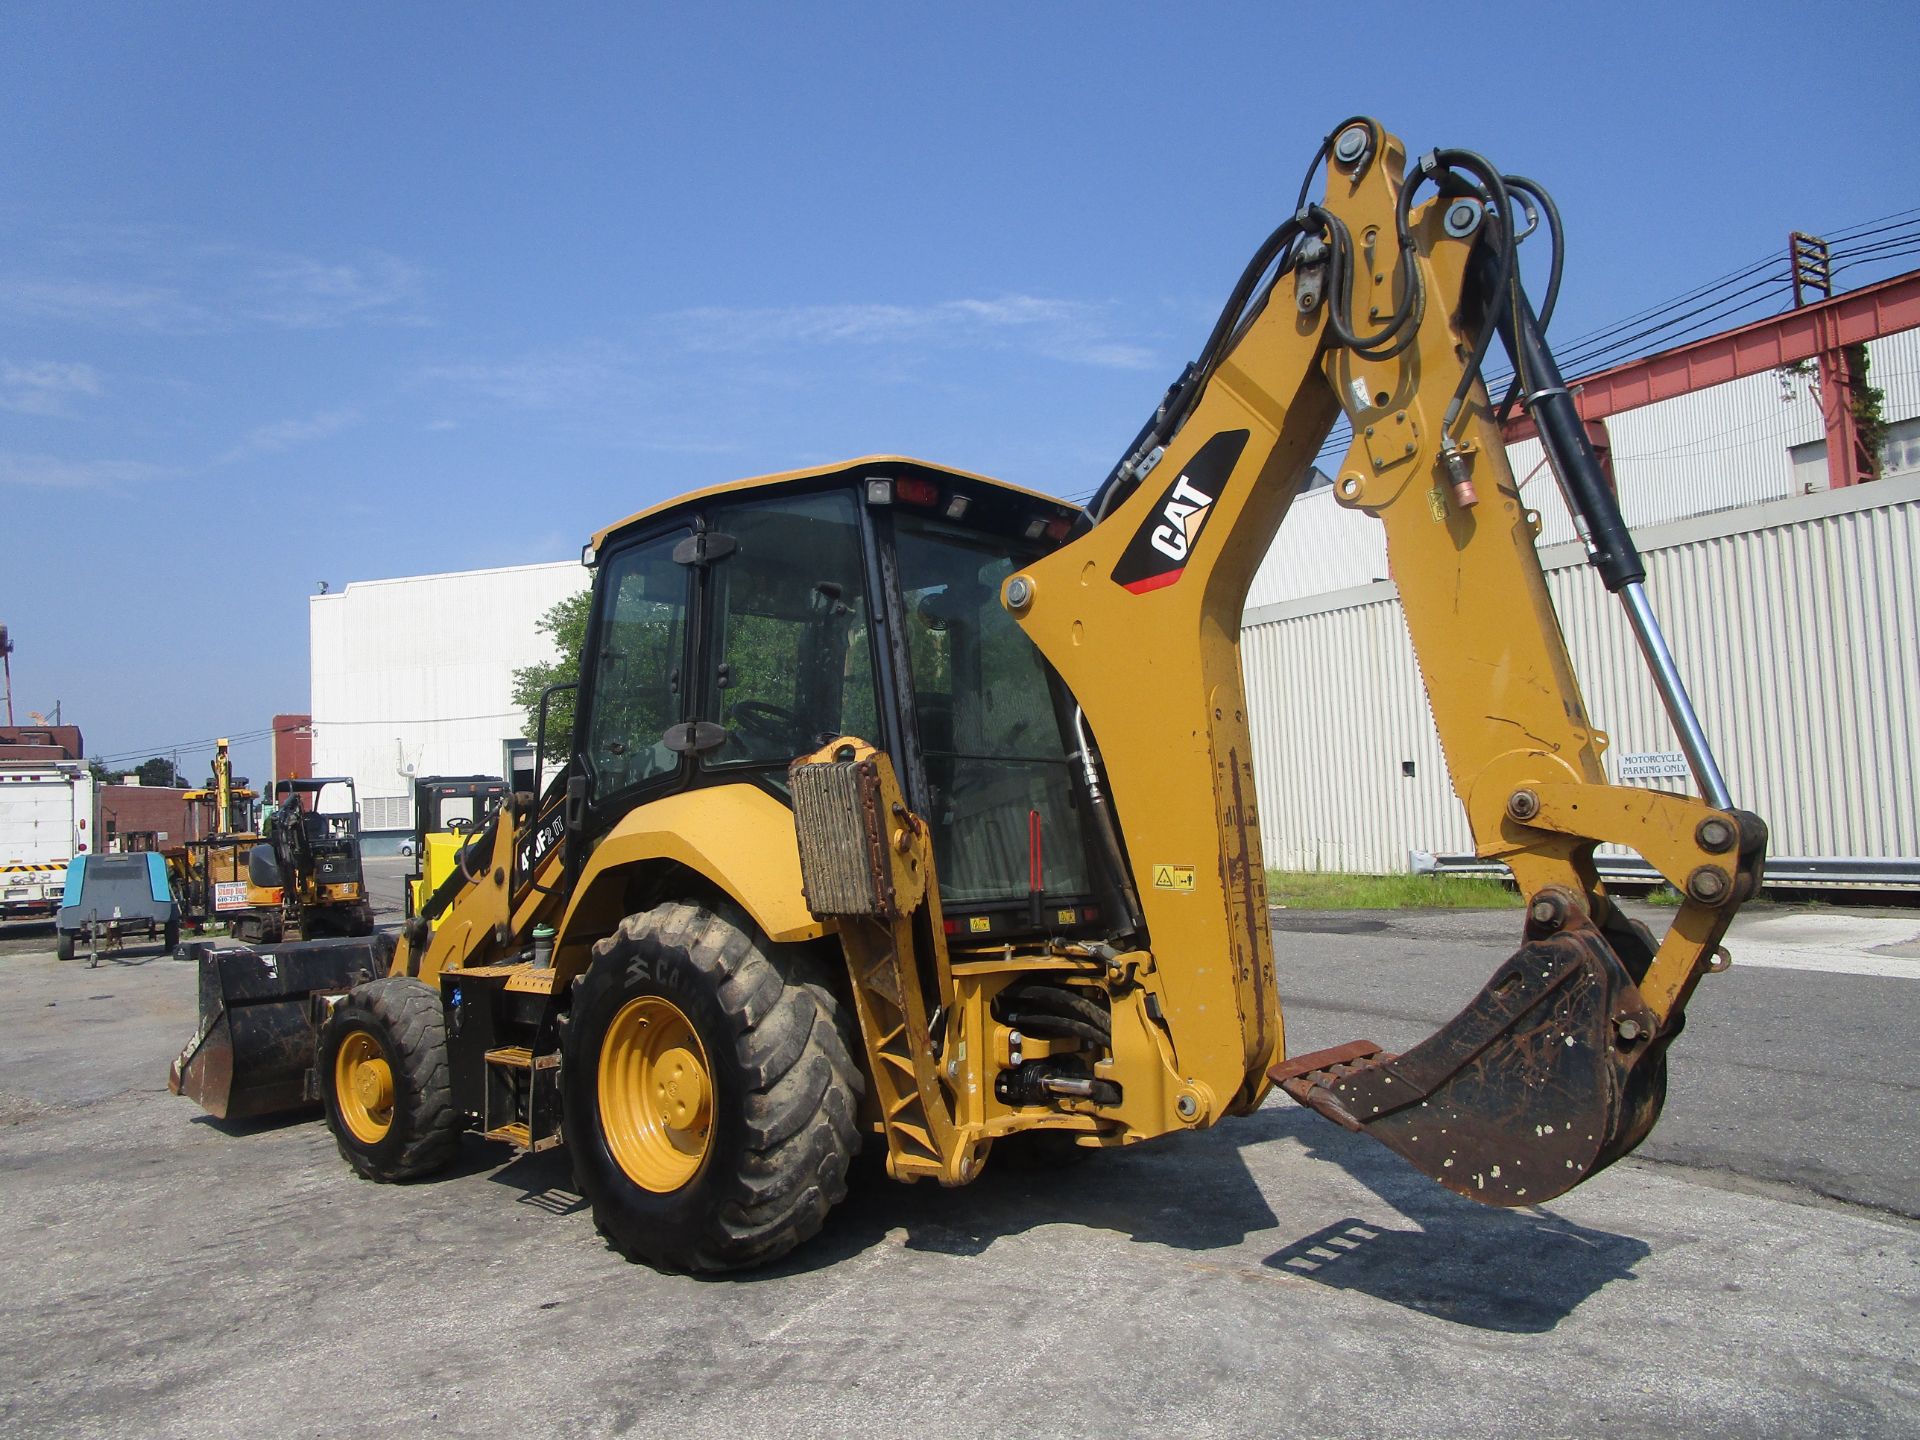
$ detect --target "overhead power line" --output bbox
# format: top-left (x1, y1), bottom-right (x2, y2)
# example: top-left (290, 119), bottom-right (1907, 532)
top-left (88, 718), bottom-right (310, 768)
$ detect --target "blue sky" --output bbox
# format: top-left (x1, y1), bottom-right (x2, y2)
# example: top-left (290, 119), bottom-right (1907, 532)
top-left (3, 2), bottom-right (1915, 786)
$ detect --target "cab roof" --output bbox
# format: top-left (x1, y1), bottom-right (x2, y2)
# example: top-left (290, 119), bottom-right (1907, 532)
top-left (589, 455), bottom-right (1078, 552)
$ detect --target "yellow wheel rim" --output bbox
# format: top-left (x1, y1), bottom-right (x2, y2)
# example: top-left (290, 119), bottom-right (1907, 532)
top-left (334, 1029), bottom-right (395, 1145)
top-left (598, 994), bottom-right (713, 1191)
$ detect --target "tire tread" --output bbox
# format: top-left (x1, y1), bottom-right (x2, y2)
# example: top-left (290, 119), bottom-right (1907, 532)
top-left (568, 905), bottom-right (864, 1272)
top-left (323, 976), bottom-right (459, 1182)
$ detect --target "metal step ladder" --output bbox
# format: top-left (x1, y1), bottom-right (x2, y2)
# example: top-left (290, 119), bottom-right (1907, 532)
top-left (482, 1044), bottom-right (562, 1152)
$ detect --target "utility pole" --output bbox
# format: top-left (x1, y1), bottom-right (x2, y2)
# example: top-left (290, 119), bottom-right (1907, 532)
top-left (1789, 232), bottom-right (1832, 309)
top-left (1790, 230), bottom-right (1876, 487)
top-left (0, 623), bottom-right (13, 726)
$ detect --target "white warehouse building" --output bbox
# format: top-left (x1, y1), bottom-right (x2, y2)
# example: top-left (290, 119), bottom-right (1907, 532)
top-left (308, 285), bottom-right (1920, 883)
top-left (309, 560), bottom-right (587, 841)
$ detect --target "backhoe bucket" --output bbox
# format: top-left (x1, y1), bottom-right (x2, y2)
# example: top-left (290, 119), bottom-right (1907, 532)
top-left (168, 936), bottom-right (392, 1120)
top-left (1272, 911), bottom-right (1666, 1207)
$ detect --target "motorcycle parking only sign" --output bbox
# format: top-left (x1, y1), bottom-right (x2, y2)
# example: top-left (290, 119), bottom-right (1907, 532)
top-left (1618, 751), bottom-right (1688, 782)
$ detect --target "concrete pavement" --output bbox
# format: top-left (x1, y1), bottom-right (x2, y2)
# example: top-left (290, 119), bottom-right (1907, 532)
top-left (0, 881), bottom-right (1916, 1436)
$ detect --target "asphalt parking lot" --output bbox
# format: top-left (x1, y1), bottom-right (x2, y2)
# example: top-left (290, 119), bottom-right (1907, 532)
top-left (1, 877), bottom-right (1916, 1439)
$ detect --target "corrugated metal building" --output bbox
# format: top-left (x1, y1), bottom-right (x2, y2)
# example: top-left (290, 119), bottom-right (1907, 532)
top-left (309, 561), bottom-right (588, 835)
top-left (1249, 327), bottom-right (1920, 607)
top-left (1244, 323), bottom-right (1920, 883)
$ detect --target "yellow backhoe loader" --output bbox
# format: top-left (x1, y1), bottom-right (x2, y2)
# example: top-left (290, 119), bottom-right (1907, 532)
top-left (166, 738), bottom-right (259, 931)
top-left (171, 119), bottom-right (1765, 1271)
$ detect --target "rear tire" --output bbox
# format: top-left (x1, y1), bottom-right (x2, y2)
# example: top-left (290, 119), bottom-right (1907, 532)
top-left (318, 977), bottom-right (459, 1182)
top-left (563, 903), bottom-right (862, 1273)
top-left (55, 931), bottom-right (75, 963)
top-left (163, 917), bottom-right (180, 952)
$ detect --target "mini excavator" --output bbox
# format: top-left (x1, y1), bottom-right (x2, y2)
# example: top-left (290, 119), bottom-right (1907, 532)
top-left (172, 119), bottom-right (1765, 1271)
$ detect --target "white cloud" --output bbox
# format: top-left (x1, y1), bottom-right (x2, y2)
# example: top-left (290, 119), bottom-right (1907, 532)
top-left (0, 229), bottom-right (428, 333)
top-left (421, 342), bottom-right (647, 411)
top-left (0, 276), bottom-right (203, 330)
top-left (422, 293), bottom-right (1156, 424)
top-left (217, 409), bottom-right (362, 465)
top-left (664, 294), bottom-right (1157, 370)
top-left (233, 251), bottom-right (427, 330)
top-left (0, 451), bottom-right (169, 490)
top-left (0, 359), bottom-right (102, 416)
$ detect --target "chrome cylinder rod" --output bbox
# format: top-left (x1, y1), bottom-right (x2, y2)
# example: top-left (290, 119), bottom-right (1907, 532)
top-left (1500, 281), bottom-right (1734, 813)
top-left (1619, 581), bottom-right (1732, 810)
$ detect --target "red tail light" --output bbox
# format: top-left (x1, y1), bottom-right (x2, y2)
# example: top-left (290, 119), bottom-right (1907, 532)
top-left (895, 476), bottom-right (941, 508)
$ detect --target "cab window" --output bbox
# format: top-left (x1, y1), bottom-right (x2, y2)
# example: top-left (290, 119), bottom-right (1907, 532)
top-left (706, 490), bottom-right (881, 767)
top-left (583, 531), bottom-right (691, 797)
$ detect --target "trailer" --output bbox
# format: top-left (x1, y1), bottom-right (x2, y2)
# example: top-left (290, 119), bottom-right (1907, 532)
top-left (56, 851), bottom-right (180, 963)
top-left (1, 762), bottom-right (96, 919)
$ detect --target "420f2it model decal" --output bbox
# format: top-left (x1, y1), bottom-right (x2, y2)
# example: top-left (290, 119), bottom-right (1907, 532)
top-left (1109, 429), bottom-right (1249, 594)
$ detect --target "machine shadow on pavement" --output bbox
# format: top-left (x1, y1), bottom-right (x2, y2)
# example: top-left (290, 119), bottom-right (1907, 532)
top-left (486, 1145), bottom-right (590, 1215)
top-left (65, 943), bottom-right (175, 969)
top-left (1257, 1107), bottom-right (1649, 1332)
top-left (218, 1071), bottom-right (1645, 1330)
top-left (466, 1102), bottom-right (1644, 1328)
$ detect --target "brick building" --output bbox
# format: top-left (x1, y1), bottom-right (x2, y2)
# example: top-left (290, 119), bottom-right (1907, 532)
top-left (0, 725), bottom-right (84, 763)
top-left (97, 784), bottom-right (201, 850)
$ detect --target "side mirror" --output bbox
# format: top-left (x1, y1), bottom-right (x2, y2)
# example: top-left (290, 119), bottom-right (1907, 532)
top-left (535, 681), bottom-right (578, 786)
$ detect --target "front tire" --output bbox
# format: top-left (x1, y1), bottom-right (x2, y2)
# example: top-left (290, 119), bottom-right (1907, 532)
top-left (564, 903), bottom-right (862, 1273)
top-left (55, 931), bottom-right (75, 963)
top-left (318, 977), bottom-right (459, 1181)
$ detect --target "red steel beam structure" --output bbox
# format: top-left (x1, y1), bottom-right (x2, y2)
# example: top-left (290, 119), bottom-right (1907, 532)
top-left (1505, 268), bottom-right (1920, 487)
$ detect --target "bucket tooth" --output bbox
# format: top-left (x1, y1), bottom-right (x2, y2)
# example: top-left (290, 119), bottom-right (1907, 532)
top-left (1270, 914), bottom-right (1663, 1207)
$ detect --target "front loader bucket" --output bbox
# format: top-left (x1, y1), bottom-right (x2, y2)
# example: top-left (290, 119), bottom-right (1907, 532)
top-left (168, 936), bottom-right (392, 1120)
top-left (1272, 911), bottom-right (1666, 1207)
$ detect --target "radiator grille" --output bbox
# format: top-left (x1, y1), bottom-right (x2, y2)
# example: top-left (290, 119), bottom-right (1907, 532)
top-left (790, 758), bottom-right (891, 918)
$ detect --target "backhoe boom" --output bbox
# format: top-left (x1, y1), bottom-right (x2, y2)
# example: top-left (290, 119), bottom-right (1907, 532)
top-left (1010, 119), bottom-right (1764, 1202)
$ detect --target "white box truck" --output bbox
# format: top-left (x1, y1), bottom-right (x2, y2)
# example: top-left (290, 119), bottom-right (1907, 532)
top-left (1, 763), bottom-right (97, 917)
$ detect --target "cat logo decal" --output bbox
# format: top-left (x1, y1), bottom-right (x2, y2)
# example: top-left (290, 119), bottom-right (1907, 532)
top-left (1110, 430), bottom-right (1249, 594)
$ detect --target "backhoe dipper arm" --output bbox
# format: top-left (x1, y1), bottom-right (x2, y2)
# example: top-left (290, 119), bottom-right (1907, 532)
top-left (1010, 120), bottom-right (1765, 1206)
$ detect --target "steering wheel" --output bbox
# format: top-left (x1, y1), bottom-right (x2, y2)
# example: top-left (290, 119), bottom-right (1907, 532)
top-left (446, 816), bottom-right (471, 833)
top-left (457, 821), bottom-right (491, 883)
top-left (729, 699), bottom-right (799, 746)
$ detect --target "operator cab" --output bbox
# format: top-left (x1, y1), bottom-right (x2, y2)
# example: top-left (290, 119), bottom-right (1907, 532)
top-left (262, 777), bottom-right (364, 890)
top-left (572, 459), bottom-right (1110, 941)
top-left (273, 777), bottom-right (360, 846)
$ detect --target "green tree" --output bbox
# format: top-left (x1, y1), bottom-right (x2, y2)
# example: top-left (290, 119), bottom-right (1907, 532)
top-left (136, 756), bottom-right (184, 788)
top-left (512, 589), bottom-right (591, 757)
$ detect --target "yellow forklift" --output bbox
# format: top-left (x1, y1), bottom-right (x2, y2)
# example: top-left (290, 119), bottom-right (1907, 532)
top-left (172, 119), bottom-right (1765, 1271)
top-left (403, 774), bottom-right (508, 927)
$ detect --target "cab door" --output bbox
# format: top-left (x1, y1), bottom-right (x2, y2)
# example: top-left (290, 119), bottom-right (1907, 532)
top-left (574, 526), bottom-right (697, 846)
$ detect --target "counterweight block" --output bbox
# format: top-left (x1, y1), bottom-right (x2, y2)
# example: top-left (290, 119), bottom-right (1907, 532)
top-left (1271, 916), bottom-right (1666, 1207)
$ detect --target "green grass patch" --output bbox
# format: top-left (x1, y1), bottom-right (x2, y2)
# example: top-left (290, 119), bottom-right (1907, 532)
top-left (1265, 869), bottom-right (1523, 910)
